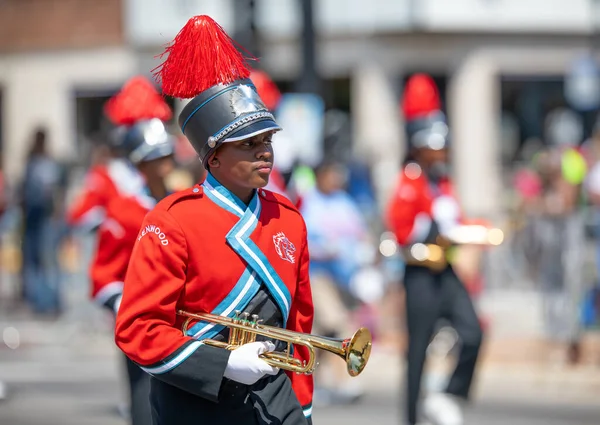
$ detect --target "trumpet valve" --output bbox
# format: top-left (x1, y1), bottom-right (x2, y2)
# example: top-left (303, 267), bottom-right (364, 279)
top-left (239, 312), bottom-right (252, 344)
top-left (238, 328), bottom-right (248, 345)
top-left (246, 315), bottom-right (260, 343)
top-left (296, 360), bottom-right (309, 375)
top-left (229, 311), bottom-right (242, 345)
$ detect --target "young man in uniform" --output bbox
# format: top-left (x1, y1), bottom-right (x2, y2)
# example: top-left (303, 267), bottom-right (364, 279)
top-left (386, 74), bottom-right (483, 425)
top-left (115, 15), bottom-right (314, 425)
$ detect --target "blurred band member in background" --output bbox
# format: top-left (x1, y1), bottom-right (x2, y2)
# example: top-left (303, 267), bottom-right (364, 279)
top-left (66, 76), bottom-right (175, 425)
top-left (386, 74), bottom-right (483, 425)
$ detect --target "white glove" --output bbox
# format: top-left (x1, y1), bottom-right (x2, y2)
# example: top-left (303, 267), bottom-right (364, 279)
top-left (223, 341), bottom-right (280, 385)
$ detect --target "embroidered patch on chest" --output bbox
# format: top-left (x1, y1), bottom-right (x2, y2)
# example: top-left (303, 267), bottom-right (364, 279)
top-left (137, 224), bottom-right (169, 246)
top-left (273, 232), bottom-right (296, 264)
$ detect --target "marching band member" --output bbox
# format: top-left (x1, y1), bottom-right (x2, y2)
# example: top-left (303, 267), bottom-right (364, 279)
top-left (75, 76), bottom-right (173, 315)
top-left (66, 76), bottom-right (172, 233)
top-left (386, 74), bottom-right (483, 425)
top-left (103, 117), bottom-right (175, 425)
top-left (65, 141), bottom-right (117, 232)
top-left (68, 75), bottom-right (175, 425)
top-left (115, 15), bottom-right (314, 425)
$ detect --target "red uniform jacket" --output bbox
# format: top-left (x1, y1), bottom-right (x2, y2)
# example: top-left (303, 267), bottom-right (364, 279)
top-left (386, 162), bottom-right (461, 246)
top-left (68, 160), bottom-right (154, 309)
top-left (115, 174), bottom-right (314, 419)
top-left (66, 164), bottom-right (117, 229)
top-left (91, 194), bottom-right (152, 311)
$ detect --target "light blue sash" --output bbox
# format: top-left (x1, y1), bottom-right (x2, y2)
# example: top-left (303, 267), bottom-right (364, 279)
top-left (187, 174), bottom-right (291, 339)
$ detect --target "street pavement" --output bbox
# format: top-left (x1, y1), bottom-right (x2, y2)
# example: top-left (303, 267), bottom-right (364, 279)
top-left (0, 307), bottom-right (598, 425)
top-left (0, 248), bottom-right (598, 425)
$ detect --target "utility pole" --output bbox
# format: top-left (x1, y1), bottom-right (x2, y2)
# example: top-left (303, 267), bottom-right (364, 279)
top-left (295, 0), bottom-right (320, 95)
top-left (233, 0), bottom-right (259, 59)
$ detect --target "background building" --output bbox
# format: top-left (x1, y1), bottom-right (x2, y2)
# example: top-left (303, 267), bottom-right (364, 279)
top-left (2, 0), bottom-right (599, 216)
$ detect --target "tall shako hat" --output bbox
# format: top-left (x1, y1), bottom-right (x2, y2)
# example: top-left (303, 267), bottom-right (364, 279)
top-left (103, 75), bottom-right (175, 164)
top-left (153, 15), bottom-right (281, 167)
top-left (401, 73), bottom-right (449, 151)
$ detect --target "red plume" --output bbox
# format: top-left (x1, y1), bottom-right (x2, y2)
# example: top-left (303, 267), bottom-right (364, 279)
top-left (401, 73), bottom-right (441, 121)
top-left (250, 69), bottom-right (282, 111)
top-left (104, 76), bottom-right (172, 126)
top-left (153, 15), bottom-right (252, 99)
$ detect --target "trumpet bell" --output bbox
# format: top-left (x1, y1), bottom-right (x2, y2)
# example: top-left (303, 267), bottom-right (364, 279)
top-left (346, 327), bottom-right (372, 377)
top-left (178, 309), bottom-right (372, 376)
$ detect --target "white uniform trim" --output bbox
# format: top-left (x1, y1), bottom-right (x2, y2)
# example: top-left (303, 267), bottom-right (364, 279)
top-left (192, 272), bottom-right (258, 338)
top-left (113, 295), bottom-right (123, 314)
top-left (100, 217), bottom-right (126, 239)
top-left (95, 281), bottom-right (124, 306)
top-left (203, 179), bottom-right (245, 216)
top-left (233, 199), bottom-right (290, 314)
top-left (408, 212), bottom-right (432, 244)
top-left (75, 206), bottom-right (105, 231)
top-left (303, 406), bottom-right (313, 417)
top-left (141, 341), bottom-right (205, 375)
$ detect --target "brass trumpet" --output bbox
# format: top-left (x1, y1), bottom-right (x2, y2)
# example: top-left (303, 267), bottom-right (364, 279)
top-left (402, 224), bottom-right (504, 271)
top-left (443, 224), bottom-right (504, 246)
top-left (178, 310), bottom-right (372, 377)
top-left (402, 242), bottom-right (448, 272)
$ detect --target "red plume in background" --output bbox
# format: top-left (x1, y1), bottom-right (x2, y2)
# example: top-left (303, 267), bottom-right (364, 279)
top-left (250, 69), bottom-right (282, 111)
top-left (401, 73), bottom-right (441, 121)
top-left (153, 15), bottom-right (252, 99)
top-left (104, 76), bottom-right (172, 126)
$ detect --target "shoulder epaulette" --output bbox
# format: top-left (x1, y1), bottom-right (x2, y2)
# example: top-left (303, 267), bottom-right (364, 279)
top-left (156, 185), bottom-right (204, 211)
top-left (258, 189), bottom-right (300, 213)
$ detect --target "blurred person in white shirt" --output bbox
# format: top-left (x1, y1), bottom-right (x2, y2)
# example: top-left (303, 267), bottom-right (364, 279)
top-left (300, 160), bottom-right (373, 405)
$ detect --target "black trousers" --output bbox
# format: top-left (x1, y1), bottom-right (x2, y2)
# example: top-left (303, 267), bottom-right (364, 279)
top-left (403, 266), bottom-right (483, 425)
top-left (124, 355), bottom-right (152, 425)
top-left (150, 371), bottom-right (310, 425)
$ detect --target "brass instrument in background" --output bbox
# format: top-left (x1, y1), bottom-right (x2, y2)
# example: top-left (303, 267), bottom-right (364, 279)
top-left (178, 310), bottom-right (372, 377)
top-left (402, 242), bottom-right (449, 272)
top-left (401, 224), bottom-right (505, 272)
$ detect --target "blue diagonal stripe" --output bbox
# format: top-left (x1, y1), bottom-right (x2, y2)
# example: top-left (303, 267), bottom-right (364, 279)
top-left (186, 268), bottom-right (260, 339)
top-left (226, 194), bottom-right (292, 324)
top-left (203, 175), bottom-right (292, 324)
top-left (202, 174), bottom-right (246, 217)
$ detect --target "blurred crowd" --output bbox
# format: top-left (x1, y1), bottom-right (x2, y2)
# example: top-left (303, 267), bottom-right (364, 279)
top-left (510, 109), bottom-right (600, 364)
top-left (0, 71), bottom-right (599, 419)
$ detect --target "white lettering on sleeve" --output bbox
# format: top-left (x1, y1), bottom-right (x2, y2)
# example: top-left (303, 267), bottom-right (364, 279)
top-left (137, 224), bottom-right (169, 245)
